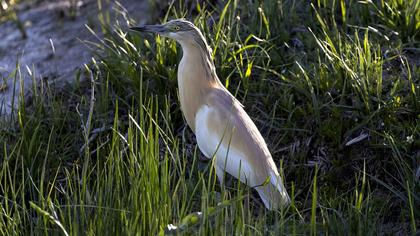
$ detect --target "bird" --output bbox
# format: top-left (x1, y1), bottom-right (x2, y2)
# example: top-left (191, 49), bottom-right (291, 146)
top-left (130, 19), bottom-right (290, 210)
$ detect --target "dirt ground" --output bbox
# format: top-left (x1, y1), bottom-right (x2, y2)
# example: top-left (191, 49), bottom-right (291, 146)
top-left (0, 0), bottom-right (150, 116)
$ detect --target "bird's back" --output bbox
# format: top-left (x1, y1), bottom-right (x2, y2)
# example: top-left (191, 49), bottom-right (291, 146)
top-left (203, 88), bottom-right (274, 176)
top-left (195, 87), bottom-right (290, 209)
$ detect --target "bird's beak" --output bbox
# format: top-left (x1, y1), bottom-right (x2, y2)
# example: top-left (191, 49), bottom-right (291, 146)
top-left (129, 24), bottom-right (168, 34)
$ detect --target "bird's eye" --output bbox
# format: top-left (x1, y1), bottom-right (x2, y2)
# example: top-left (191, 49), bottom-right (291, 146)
top-left (174, 26), bottom-right (180, 31)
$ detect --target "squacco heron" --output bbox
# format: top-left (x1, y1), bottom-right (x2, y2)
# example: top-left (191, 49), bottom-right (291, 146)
top-left (130, 19), bottom-right (290, 210)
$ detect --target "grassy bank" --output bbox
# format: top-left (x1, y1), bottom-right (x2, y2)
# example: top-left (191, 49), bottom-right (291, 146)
top-left (1, 0), bottom-right (419, 235)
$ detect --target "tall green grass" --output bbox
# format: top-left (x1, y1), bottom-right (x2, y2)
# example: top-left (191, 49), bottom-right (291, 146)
top-left (0, 0), bottom-right (418, 235)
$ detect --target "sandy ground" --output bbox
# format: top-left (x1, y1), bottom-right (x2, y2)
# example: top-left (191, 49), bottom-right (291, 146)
top-left (0, 0), bottom-right (150, 116)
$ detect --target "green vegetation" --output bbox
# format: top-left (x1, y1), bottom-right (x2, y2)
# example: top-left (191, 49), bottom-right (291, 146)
top-left (1, 0), bottom-right (419, 235)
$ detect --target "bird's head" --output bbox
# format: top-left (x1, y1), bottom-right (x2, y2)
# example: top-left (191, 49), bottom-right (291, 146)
top-left (130, 19), bottom-right (200, 43)
top-left (130, 19), bottom-right (214, 70)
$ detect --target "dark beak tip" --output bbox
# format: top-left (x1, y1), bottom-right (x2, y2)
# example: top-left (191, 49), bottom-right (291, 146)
top-left (129, 24), bottom-right (167, 34)
top-left (129, 26), bottom-right (145, 32)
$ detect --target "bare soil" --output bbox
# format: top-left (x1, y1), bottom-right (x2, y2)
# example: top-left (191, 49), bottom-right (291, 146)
top-left (0, 0), bottom-right (149, 116)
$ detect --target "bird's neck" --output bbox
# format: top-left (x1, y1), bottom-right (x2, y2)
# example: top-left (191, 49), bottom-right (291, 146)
top-left (177, 42), bottom-right (221, 132)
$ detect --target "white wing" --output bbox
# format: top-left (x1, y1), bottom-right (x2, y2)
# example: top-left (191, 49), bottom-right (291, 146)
top-left (195, 105), bottom-right (254, 185)
top-left (193, 90), bottom-right (290, 209)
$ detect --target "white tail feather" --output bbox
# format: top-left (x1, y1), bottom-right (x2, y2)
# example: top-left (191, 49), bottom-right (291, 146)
top-left (255, 172), bottom-right (290, 210)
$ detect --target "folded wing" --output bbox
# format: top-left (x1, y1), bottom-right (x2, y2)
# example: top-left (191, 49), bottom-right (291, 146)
top-left (194, 88), bottom-right (290, 209)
